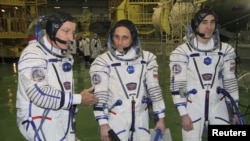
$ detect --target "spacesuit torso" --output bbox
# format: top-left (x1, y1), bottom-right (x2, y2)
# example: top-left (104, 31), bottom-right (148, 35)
top-left (81, 38), bottom-right (90, 56)
top-left (170, 39), bottom-right (238, 127)
top-left (90, 38), bottom-right (101, 59)
top-left (90, 48), bottom-right (165, 141)
top-left (16, 36), bottom-right (77, 141)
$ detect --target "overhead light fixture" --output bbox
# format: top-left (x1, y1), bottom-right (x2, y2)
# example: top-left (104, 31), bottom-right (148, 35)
top-left (54, 6), bottom-right (61, 9)
top-left (1, 9), bottom-right (5, 12)
top-left (82, 7), bottom-right (88, 9)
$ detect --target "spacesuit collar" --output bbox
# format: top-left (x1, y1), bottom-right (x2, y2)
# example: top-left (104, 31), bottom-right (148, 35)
top-left (193, 37), bottom-right (214, 51)
top-left (40, 35), bottom-right (68, 57)
top-left (188, 34), bottom-right (220, 52)
top-left (109, 37), bottom-right (142, 61)
top-left (109, 44), bottom-right (141, 61)
top-left (115, 48), bottom-right (137, 60)
top-left (43, 36), bottom-right (61, 54)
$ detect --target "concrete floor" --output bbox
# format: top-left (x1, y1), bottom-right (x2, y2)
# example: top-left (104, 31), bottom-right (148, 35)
top-left (0, 51), bottom-right (250, 141)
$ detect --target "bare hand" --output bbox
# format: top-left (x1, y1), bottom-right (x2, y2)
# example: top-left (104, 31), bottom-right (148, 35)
top-left (232, 114), bottom-right (239, 125)
top-left (100, 124), bottom-right (111, 141)
top-left (80, 86), bottom-right (99, 106)
top-left (154, 118), bottom-right (166, 133)
top-left (181, 114), bottom-right (193, 131)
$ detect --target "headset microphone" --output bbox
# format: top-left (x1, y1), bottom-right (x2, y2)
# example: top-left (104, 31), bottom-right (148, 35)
top-left (196, 32), bottom-right (205, 38)
top-left (55, 37), bottom-right (68, 44)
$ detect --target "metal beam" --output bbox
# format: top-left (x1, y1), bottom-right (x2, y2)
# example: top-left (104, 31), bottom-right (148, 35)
top-left (46, 0), bottom-right (108, 8)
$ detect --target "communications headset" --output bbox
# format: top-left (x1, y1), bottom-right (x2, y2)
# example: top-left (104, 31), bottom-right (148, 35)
top-left (35, 12), bottom-right (76, 72)
top-left (186, 8), bottom-right (220, 51)
top-left (36, 12), bottom-right (76, 45)
top-left (107, 19), bottom-right (141, 60)
top-left (190, 8), bottom-right (218, 38)
top-left (109, 19), bottom-right (138, 46)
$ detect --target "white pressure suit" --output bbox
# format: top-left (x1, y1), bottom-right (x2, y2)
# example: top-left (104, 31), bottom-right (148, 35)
top-left (79, 37), bottom-right (90, 57)
top-left (89, 40), bottom-right (166, 141)
top-left (169, 33), bottom-right (239, 141)
top-left (16, 35), bottom-right (81, 141)
top-left (90, 37), bottom-right (102, 59)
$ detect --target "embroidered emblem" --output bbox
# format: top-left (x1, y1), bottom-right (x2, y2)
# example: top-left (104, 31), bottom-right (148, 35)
top-left (92, 74), bottom-right (101, 85)
top-left (127, 66), bottom-right (135, 74)
top-left (202, 73), bottom-right (212, 81)
top-left (230, 61), bottom-right (236, 72)
top-left (64, 81), bottom-right (71, 90)
top-left (204, 57), bottom-right (212, 65)
top-left (126, 82), bottom-right (137, 90)
top-left (172, 64), bottom-right (181, 75)
top-left (153, 69), bottom-right (158, 78)
top-left (31, 69), bottom-right (45, 82)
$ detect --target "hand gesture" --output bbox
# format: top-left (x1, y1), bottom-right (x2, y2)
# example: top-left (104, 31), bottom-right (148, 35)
top-left (100, 124), bottom-right (112, 141)
top-left (80, 86), bottom-right (99, 106)
top-left (181, 114), bottom-right (193, 131)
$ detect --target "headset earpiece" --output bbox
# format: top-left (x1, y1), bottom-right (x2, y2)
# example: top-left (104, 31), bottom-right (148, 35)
top-left (46, 16), bottom-right (62, 41)
top-left (130, 24), bottom-right (138, 46)
top-left (191, 15), bottom-right (201, 33)
top-left (191, 17), bottom-right (198, 34)
top-left (36, 12), bottom-right (76, 42)
top-left (190, 9), bottom-right (218, 34)
top-left (109, 19), bottom-right (138, 46)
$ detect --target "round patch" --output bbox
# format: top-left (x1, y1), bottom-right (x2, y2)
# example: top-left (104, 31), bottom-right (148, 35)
top-left (31, 69), bottom-right (45, 82)
top-left (172, 64), bottom-right (182, 75)
top-left (92, 73), bottom-right (101, 85)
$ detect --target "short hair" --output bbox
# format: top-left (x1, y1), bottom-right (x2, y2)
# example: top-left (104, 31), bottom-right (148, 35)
top-left (191, 9), bottom-right (218, 34)
top-left (46, 12), bottom-right (76, 41)
top-left (109, 19), bottom-right (138, 46)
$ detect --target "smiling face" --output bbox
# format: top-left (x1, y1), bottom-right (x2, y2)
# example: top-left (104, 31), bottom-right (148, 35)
top-left (112, 26), bottom-right (133, 52)
top-left (196, 14), bottom-right (216, 42)
top-left (51, 21), bottom-right (76, 50)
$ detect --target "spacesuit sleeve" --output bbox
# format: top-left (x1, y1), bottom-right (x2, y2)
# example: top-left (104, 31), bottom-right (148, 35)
top-left (169, 45), bottom-right (189, 116)
top-left (221, 43), bottom-right (239, 103)
top-left (18, 46), bottom-right (79, 110)
top-left (144, 51), bottom-right (165, 118)
top-left (89, 54), bottom-right (110, 125)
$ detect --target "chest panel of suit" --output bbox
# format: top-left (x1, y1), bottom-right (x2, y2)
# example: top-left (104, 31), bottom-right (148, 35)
top-left (46, 57), bottom-right (73, 92)
top-left (187, 50), bottom-right (223, 85)
top-left (109, 59), bottom-right (146, 98)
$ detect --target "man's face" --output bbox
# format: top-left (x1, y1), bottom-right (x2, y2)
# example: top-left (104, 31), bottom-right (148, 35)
top-left (197, 14), bottom-right (216, 39)
top-left (113, 26), bottom-right (133, 52)
top-left (53, 21), bottom-right (76, 50)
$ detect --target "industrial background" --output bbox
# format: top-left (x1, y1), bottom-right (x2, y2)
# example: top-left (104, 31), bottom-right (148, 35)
top-left (1, 0), bottom-right (250, 62)
top-left (0, 0), bottom-right (250, 141)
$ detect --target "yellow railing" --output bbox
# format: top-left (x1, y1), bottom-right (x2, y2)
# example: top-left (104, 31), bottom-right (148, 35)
top-left (0, 17), bottom-right (27, 38)
top-left (0, 0), bottom-right (25, 6)
top-left (128, 13), bottom-right (153, 24)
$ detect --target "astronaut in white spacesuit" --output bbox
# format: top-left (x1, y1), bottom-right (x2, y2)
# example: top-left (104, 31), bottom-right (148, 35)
top-left (90, 33), bottom-right (102, 63)
top-left (169, 9), bottom-right (239, 141)
top-left (80, 33), bottom-right (91, 66)
top-left (16, 12), bottom-right (99, 141)
top-left (89, 19), bottom-right (166, 141)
